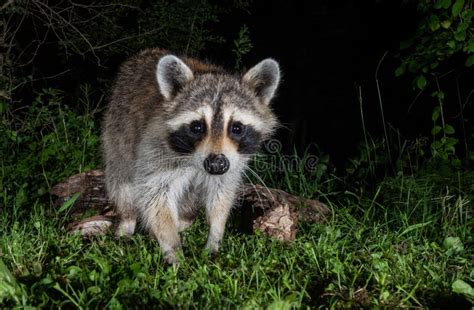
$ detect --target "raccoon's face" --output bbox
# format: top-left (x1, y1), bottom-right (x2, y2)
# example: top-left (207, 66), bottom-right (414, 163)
top-left (156, 55), bottom-right (280, 175)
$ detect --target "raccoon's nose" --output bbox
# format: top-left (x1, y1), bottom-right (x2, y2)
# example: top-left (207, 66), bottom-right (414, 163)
top-left (203, 154), bottom-right (230, 175)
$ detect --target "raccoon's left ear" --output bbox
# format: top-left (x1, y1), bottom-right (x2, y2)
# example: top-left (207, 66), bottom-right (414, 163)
top-left (242, 59), bottom-right (280, 105)
top-left (156, 55), bottom-right (194, 100)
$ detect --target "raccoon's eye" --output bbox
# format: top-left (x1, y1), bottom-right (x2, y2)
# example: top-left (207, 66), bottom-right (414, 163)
top-left (190, 120), bottom-right (205, 135)
top-left (230, 122), bottom-right (245, 136)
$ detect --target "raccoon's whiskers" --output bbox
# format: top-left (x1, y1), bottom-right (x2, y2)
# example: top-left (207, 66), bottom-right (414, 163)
top-left (242, 170), bottom-right (266, 209)
top-left (244, 166), bottom-right (275, 201)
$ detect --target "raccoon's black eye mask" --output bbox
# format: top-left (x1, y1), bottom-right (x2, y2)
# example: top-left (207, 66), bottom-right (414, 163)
top-left (228, 121), bottom-right (262, 154)
top-left (189, 120), bottom-right (206, 135)
top-left (168, 119), bottom-right (206, 154)
top-left (229, 121), bottom-right (245, 136)
top-left (168, 117), bottom-right (263, 155)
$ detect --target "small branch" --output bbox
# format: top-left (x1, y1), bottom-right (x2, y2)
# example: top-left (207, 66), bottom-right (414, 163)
top-left (93, 28), bottom-right (164, 50)
top-left (375, 51), bottom-right (393, 167)
top-left (0, 0), bottom-right (14, 11)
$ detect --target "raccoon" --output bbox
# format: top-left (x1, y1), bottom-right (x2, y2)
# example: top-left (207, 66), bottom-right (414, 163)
top-left (102, 48), bottom-right (280, 265)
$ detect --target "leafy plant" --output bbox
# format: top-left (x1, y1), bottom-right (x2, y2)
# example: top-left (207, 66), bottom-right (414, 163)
top-left (0, 86), bottom-right (101, 214)
top-left (396, 0), bottom-right (473, 81)
top-left (395, 0), bottom-right (473, 166)
top-left (452, 279), bottom-right (474, 303)
top-left (430, 91), bottom-right (460, 166)
top-left (233, 24), bottom-right (253, 70)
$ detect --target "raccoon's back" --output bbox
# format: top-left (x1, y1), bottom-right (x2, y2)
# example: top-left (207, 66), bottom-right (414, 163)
top-left (102, 48), bottom-right (167, 176)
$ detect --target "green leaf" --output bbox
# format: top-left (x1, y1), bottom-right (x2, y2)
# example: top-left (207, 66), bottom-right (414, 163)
top-left (430, 61), bottom-right (439, 69)
top-left (447, 40), bottom-right (456, 49)
top-left (443, 236), bottom-right (464, 253)
top-left (398, 220), bottom-right (433, 237)
top-left (416, 75), bottom-right (427, 90)
top-left (451, 158), bottom-right (462, 167)
top-left (435, 0), bottom-right (452, 9)
top-left (457, 21), bottom-right (469, 32)
top-left (440, 20), bottom-right (452, 29)
top-left (432, 140), bottom-right (442, 149)
top-left (408, 59), bottom-right (419, 72)
top-left (466, 55), bottom-right (474, 67)
top-left (452, 0), bottom-right (465, 16)
top-left (58, 192), bottom-right (81, 213)
top-left (446, 137), bottom-right (458, 147)
top-left (395, 66), bottom-right (405, 77)
top-left (452, 279), bottom-right (474, 300)
top-left (432, 90), bottom-right (445, 100)
top-left (428, 15), bottom-right (440, 31)
top-left (454, 31), bottom-right (466, 41)
top-left (432, 125), bottom-right (442, 135)
top-left (466, 40), bottom-right (474, 52)
top-left (444, 124), bottom-right (455, 134)
top-left (14, 187), bottom-right (27, 208)
top-left (454, 30), bottom-right (466, 42)
top-left (0, 259), bottom-right (26, 305)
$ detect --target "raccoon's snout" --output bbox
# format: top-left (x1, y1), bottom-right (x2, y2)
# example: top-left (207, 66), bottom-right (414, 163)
top-left (203, 154), bottom-right (230, 175)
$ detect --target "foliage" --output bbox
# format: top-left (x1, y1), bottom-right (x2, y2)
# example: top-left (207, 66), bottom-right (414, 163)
top-left (396, 0), bottom-right (473, 81)
top-left (233, 24), bottom-right (253, 69)
top-left (0, 0), bottom-right (249, 107)
top-left (430, 91), bottom-right (461, 165)
top-left (1, 84), bottom-right (471, 307)
top-left (0, 149), bottom-right (472, 308)
top-left (452, 279), bottom-right (474, 303)
top-left (395, 0), bottom-right (473, 166)
top-left (0, 86), bottom-right (100, 215)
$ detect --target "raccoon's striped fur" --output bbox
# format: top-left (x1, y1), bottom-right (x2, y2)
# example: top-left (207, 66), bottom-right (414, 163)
top-left (102, 48), bottom-right (280, 264)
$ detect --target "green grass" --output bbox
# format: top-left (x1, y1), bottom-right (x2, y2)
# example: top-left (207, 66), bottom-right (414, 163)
top-left (1, 171), bottom-right (472, 308)
top-left (0, 89), bottom-right (473, 308)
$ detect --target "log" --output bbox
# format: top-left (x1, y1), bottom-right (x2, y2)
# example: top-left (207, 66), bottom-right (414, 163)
top-left (50, 169), bottom-right (330, 241)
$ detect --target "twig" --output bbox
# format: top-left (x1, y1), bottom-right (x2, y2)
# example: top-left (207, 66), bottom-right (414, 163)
top-left (93, 28), bottom-right (164, 50)
top-left (375, 51), bottom-right (393, 168)
top-left (31, 0), bottom-right (102, 65)
top-left (0, 0), bottom-right (14, 11)
top-left (357, 85), bottom-right (373, 176)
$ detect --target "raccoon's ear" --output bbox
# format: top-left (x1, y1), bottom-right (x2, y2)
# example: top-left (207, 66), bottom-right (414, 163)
top-left (242, 59), bottom-right (280, 105)
top-left (156, 55), bottom-right (194, 100)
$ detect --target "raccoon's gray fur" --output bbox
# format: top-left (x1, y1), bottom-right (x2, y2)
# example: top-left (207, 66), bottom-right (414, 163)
top-left (102, 48), bottom-right (280, 264)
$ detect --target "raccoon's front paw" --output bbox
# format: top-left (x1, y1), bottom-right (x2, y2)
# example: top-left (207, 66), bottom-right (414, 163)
top-left (205, 239), bottom-right (221, 255)
top-left (115, 219), bottom-right (136, 238)
top-left (163, 250), bottom-right (181, 266)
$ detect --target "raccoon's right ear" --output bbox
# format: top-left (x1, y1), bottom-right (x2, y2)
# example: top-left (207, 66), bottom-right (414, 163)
top-left (242, 59), bottom-right (280, 105)
top-left (156, 55), bottom-right (194, 100)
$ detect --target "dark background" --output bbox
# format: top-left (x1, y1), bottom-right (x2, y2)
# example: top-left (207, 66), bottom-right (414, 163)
top-left (10, 0), bottom-right (473, 167)
top-left (209, 0), bottom-right (471, 166)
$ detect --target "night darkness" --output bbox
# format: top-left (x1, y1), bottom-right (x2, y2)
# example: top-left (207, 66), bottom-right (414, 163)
top-left (208, 1), bottom-right (471, 166)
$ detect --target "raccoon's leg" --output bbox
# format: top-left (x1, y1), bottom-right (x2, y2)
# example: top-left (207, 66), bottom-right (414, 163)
top-left (137, 173), bottom-right (193, 265)
top-left (105, 172), bottom-right (137, 237)
top-left (177, 186), bottom-right (200, 232)
top-left (145, 204), bottom-right (181, 265)
top-left (116, 212), bottom-right (137, 237)
top-left (204, 187), bottom-right (236, 254)
top-left (113, 184), bottom-right (137, 237)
